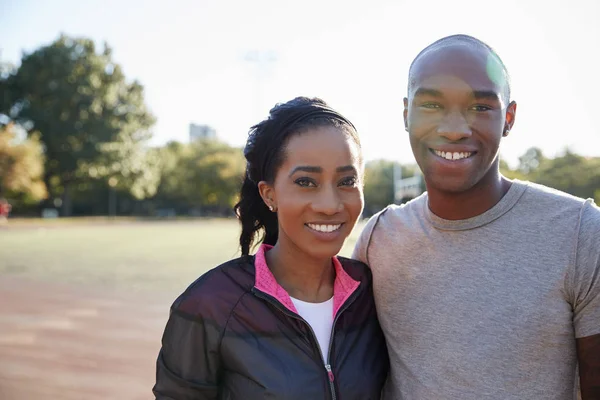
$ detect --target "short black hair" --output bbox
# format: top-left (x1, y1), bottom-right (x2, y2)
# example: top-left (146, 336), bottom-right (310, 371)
top-left (408, 34), bottom-right (511, 102)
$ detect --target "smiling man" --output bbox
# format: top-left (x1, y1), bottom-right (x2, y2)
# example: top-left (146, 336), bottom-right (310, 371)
top-left (353, 35), bottom-right (600, 400)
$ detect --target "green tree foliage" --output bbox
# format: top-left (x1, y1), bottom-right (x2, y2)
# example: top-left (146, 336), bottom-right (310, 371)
top-left (499, 159), bottom-right (526, 180)
top-left (0, 123), bottom-right (47, 204)
top-left (153, 139), bottom-right (245, 214)
top-left (363, 160), bottom-right (420, 214)
top-left (534, 150), bottom-right (600, 200)
top-left (503, 147), bottom-right (600, 201)
top-left (0, 34), bottom-right (157, 215)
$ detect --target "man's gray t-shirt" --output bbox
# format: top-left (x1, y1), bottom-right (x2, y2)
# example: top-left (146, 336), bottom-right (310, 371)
top-left (353, 180), bottom-right (600, 400)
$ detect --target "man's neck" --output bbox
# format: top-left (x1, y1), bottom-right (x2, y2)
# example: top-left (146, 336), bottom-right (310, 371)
top-left (266, 242), bottom-right (335, 303)
top-left (426, 172), bottom-right (512, 221)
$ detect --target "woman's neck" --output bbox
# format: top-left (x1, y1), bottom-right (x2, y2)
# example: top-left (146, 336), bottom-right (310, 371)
top-left (266, 242), bottom-right (335, 303)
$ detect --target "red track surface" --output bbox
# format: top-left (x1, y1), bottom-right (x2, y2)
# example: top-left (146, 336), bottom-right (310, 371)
top-left (0, 276), bottom-right (173, 400)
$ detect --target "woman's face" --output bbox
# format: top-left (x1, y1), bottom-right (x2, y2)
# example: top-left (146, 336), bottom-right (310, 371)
top-left (260, 126), bottom-right (364, 261)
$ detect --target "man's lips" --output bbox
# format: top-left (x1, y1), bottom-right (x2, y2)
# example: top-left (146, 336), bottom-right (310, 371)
top-left (429, 148), bottom-right (477, 161)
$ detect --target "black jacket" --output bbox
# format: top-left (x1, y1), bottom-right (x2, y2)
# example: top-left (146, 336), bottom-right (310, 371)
top-left (153, 249), bottom-right (388, 400)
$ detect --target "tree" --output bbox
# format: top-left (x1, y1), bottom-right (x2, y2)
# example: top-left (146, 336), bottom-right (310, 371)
top-left (192, 141), bottom-right (245, 211)
top-left (499, 158), bottom-right (526, 180)
top-left (509, 147), bottom-right (600, 202)
top-left (363, 160), bottom-right (420, 215)
top-left (0, 34), bottom-right (156, 215)
top-left (153, 139), bottom-right (245, 214)
top-left (0, 122), bottom-right (47, 204)
top-left (517, 147), bottom-right (546, 175)
top-left (534, 150), bottom-right (600, 200)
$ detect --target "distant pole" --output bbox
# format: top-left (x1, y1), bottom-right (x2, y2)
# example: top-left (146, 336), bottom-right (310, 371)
top-left (393, 162), bottom-right (402, 204)
top-left (244, 50), bottom-right (278, 119)
top-left (108, 177), bottom-right (118, 218)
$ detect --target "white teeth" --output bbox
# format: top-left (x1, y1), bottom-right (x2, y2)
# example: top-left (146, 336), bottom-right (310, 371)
top-left (434, 150), bottom-right (472, 161)
top-left (307, 223), bottom-right (342, 233)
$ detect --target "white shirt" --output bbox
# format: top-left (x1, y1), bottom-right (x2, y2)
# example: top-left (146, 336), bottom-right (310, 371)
top-left (290, 296), bottom-right (334, 363)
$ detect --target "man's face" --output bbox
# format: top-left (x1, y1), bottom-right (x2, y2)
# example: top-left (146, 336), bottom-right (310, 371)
top-left (404, 44), bottom-right (516, 194)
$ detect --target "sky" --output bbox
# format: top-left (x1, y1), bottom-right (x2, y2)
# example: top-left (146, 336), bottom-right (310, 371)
top-left (1, 0), bottom-right (599, 167)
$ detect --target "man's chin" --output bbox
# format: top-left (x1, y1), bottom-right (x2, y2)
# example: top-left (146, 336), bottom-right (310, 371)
top-left (425, 175), bottom-right (477, 194)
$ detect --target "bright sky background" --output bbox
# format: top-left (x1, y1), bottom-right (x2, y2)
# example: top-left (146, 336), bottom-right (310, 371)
top-left (2, 0), bottom-right (599, 167)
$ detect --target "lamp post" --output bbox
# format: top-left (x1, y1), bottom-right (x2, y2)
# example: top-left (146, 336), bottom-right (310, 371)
top-left (244, 50), bottom-right (278, 119)
top-left (108, 176), bottom-right (118, 218)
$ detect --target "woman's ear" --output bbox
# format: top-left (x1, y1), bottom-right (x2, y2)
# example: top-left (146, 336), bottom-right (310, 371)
top-left (258, 181), bottom-right (276, 212)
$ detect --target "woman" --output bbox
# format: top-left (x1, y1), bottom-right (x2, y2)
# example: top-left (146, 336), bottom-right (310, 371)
top-left (153, 97), bottom-right (388, 399)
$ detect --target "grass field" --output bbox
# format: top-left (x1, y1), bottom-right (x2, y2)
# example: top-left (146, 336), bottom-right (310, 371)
top-left (0, 218), bottom-right (366, 294)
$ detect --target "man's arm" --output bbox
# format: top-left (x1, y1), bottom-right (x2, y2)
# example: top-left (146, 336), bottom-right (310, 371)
top-left (577, 333), bottom-right (600, 400)
top-left (573, 201), bottom-right (600, 400)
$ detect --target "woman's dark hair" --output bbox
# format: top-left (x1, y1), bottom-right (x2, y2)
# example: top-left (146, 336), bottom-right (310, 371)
top-left (233, 96), bottom-right (361, 256)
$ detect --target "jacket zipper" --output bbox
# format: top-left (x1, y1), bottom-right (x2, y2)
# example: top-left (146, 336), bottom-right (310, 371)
top-left (323, 289), bottom-right (361, 400)
top-left (253, 287), bottom-right (362, 400)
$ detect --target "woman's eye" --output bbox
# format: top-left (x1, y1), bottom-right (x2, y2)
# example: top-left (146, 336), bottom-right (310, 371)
top-left (294, 178), bottom-right (316, 187)
top-left (339, 176), bottom-right (358, 187)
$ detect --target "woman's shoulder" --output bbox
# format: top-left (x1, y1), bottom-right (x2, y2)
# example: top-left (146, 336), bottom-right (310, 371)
top-left (170, 255), bottom-right (256, 320)
top-left (335, 256), bottom-right (372, 282)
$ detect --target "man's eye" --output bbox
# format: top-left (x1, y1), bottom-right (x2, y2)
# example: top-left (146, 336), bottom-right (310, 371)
top-left (339, 176), bottom-right (358, 187)
top-left (471, 105), bottom-right (492, 112)
top-left (420, 103), bottom-right (442, 110)
top-left (294, 178), bottom-right (316, 187)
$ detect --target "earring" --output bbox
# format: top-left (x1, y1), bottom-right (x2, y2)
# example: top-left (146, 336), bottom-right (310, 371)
top-left (268, 205), bottom-right (275, 212)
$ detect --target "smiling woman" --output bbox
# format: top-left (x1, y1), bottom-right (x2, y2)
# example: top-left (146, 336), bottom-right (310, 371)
top-left (258, 125), bottom-right (363, 266)
top-left (152, 97), bottom-right (388, 400)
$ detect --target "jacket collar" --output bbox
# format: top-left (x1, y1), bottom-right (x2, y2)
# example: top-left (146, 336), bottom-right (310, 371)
top-left (254, 244), bottom-right (361, 317)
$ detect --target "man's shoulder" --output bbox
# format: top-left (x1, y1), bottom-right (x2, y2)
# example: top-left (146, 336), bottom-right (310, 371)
top-left (519, 180), bottom-right (586, 207)
top-left (376, 192), bottom-right (427, 220)
top-left (357, 194), bottom-right (427, 243)
top-left (579, 198), bottom-right (600, 236)
top-left (515, 180), bottom-right (598, 229)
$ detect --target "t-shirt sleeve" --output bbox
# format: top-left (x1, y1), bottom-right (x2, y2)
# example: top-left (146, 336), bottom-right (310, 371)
top-left (351, 208), bottom-right (387, 266)
top-left (570, 199), bottom-right (600, 338)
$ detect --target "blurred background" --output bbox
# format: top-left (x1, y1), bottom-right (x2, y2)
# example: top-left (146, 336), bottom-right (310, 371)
top-left (1, 0), bottom-right (599, 398)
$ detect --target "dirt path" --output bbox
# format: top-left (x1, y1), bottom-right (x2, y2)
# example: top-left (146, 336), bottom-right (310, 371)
top-left (0, 276), bottom-right (174, 400)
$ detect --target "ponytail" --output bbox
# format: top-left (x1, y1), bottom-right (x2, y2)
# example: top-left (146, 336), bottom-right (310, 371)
top-left (233, 172), bottom-right (278, 256)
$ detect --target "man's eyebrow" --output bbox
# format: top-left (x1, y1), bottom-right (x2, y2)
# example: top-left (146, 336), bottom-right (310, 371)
top-left (413, 88), bottom-right (443, 98)
top-left (472, 90), bottom-right (501, 101)
top-left (288, 166), bottom-right (322, 177)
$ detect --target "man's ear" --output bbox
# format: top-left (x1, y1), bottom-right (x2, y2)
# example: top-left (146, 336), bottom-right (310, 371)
top-left (258, 181), bottom-right (276, 211)
top-left (503, 101), bottom-right (517, 137)
top-left (403, 97), bottom-right (409, 132)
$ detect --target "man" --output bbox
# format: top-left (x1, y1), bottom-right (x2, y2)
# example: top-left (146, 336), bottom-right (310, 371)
top-left (353, 35), bottom-right (600, 399)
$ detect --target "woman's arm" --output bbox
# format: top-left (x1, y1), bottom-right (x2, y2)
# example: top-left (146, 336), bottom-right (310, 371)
top-left (153, 309), bottom-right (222, 399)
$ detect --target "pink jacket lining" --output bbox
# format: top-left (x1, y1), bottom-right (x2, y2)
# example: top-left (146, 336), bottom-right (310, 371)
top-left (254, 244), bottom-right (360, 317)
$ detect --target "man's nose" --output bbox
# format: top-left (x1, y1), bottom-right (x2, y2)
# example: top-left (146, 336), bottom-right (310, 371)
top-left (437, 111), bottom-right (472, 141)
